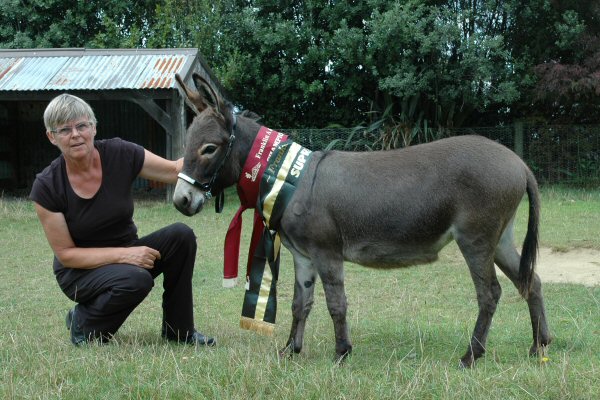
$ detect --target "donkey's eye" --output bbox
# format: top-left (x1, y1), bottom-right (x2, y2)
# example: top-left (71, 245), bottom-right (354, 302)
top-left (200, 144), bottom-right (218, 156)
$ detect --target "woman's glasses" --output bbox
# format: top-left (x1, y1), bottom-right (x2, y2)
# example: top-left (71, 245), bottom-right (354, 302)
top-left (52, 122), bottom-right (93, 137)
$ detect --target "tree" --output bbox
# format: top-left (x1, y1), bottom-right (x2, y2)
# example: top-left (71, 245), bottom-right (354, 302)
top-left (211, 1), bottom-right (529, 130)
top-left (213, 1), bottom-right (355, 128)
top-left (530, 2), bottom-right (600, 123)
top-left (0, 1), bottom-right (163, 49)
top-left (0, 0), bottom-right (102, 48)
top-left (364, 1), bottom-right (520, 129)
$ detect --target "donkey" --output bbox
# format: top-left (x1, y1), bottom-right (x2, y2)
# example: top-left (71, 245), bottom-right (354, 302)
top-left (172, 73), bottom-right (551, 368)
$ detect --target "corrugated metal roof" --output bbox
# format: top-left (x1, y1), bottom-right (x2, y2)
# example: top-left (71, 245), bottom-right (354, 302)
top-left (0, 48), bottom-right (199, 91)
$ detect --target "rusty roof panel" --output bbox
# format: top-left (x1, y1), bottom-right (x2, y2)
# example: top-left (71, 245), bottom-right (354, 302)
top-left (0, 57), bottom-right (22, 83)
top-left (0, 49), bottom-right (199, 91)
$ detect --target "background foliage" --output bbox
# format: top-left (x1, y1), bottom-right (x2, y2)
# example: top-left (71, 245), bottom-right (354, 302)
top-left (1, 1), bottom-right (599, 129)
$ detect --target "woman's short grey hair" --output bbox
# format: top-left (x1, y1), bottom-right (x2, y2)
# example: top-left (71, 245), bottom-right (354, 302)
top-left (44, 93), bottom-right (97, 132)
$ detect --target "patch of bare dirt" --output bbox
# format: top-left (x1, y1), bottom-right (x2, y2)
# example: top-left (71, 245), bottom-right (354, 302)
top-left (497, 247), bottom-right (600, 287)
top-left (534, 247), bottom-right (600, 287)
top-left (440, 243), bottom-right (600, 286)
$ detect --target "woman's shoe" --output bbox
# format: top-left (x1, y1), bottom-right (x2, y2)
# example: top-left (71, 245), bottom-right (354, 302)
top-left (162, 329), bottom-right (216, 346)
top-left (65, 308), bottom-right (87, 346)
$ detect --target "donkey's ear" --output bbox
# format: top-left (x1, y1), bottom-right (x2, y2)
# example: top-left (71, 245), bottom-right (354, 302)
top-left (175, 73), bottom-right (205, 115)
top-left (191, 73), bottom-right (224, 114)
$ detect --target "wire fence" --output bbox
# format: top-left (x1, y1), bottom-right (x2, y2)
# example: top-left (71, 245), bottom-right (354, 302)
top-left (2, 121), bottom-right (597, 196)
top-left (281, 123), bottom-right (600, 186)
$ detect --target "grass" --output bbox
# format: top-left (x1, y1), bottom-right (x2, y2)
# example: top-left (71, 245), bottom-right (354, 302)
top-left (1, 186), bottom-right (599, 399)
top-left (531, 186), bottom-right (600, 250)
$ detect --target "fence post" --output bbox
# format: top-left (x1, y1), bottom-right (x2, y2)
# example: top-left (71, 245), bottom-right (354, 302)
top-left (514, 121), bottom-right (524, 158)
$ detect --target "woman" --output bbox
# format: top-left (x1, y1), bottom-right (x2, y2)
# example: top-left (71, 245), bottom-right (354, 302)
top-left (30, 93), bottom-right (215, 346)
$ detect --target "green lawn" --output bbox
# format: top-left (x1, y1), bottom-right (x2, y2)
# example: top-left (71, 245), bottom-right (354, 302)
top-left (1, 186), bottom-right (599, 399)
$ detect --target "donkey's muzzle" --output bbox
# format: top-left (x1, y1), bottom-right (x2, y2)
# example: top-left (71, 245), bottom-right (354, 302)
top-left (173, 180), bottom-right (206, 216)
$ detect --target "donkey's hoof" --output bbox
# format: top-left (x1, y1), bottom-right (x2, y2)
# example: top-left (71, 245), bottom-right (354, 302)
top-left (529, 343), bottom-right (550, 358)
top-left (334, 349), bottom-right (352, 366)
top-left (529, 335), bottom-right (552, 357)
top-left (278, 342), bottom-right (301, 359)
top-left (277, 349), bottom-right (286, 359)
top-left (278, 347), bottom-right (293, 359)
top-left (459, 356), bottom-right (475, 369)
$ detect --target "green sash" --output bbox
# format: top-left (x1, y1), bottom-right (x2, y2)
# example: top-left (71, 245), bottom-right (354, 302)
top-left (240, 141), bottom-right (312, 335)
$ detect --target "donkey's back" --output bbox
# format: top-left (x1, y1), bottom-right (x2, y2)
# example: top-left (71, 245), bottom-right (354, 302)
top-left (282, 135), bottom-right (528, 268)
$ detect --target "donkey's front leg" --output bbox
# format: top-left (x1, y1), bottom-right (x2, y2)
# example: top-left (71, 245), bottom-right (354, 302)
top-left (318, 256), bottom-right (352, 362)
top-left (281, 253), bottom-right (317, 358)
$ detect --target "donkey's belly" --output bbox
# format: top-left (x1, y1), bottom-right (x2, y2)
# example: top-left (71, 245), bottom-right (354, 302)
top-left (342, 230), bottom-right (454, 269)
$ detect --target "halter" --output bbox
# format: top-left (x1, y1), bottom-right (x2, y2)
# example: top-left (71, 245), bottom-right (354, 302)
top-left (177, 112), bottom-right (237, 212)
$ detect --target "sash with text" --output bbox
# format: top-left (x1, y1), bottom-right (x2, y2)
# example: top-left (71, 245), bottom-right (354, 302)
top-left (223, 126), bottom-right (312, 335)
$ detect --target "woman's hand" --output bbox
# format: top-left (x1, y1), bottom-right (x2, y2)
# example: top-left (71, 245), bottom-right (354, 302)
top-left (120, 246), bottom-right (161, 269)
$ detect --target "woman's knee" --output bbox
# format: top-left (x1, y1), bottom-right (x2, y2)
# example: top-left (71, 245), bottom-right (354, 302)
top-left (119, 267), bottom-right (154, 298)
top-left (170, 222), bottom-right (195, 239)
top-left (167, 222), bottom-right (197, 249)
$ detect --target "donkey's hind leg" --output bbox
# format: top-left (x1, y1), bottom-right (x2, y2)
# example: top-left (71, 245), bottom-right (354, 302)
top-left (494, 221), bottom-right (551, 356)
top-left (282, 252), bottom-right (317, 357)
top-left (456, 236), bottom-right (502, 368)
top-left (315, 251), bottom-right (352, 362)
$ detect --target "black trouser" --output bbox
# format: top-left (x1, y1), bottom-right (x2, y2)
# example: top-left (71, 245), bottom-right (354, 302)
top-left (54, 223), bottom-right (197, 340)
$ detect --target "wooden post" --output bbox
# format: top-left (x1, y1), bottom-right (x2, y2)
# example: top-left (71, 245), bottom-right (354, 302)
top-left (166, 91), bottom-right (186, 202)
top-left (514, 121), bottom-right (524, 159)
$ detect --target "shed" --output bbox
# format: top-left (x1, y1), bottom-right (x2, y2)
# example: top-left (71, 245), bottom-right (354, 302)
top-left (0, 48), bottom-right (222, 199)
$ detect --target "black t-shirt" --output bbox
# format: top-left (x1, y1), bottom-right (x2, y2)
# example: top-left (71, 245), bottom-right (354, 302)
top-left (30, 138), bottom-right (145, 254)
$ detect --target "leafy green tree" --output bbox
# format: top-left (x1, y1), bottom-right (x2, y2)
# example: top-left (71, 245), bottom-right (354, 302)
top-left (213, 1), bottom-right (344, 127)
top-left (0, 0), bottom-right (99, 48)
top-left (211, 1), bottom-right (531, 129)
top-left (0, 1), bottom-right (161, 49)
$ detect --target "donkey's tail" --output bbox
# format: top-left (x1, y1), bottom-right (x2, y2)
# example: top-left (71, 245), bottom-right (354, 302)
top-left (519, 168), bottom-right (540, 298)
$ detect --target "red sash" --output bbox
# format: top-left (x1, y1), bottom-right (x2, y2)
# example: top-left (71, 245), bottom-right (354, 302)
top-left (223, 127), bottom-right (287, 287)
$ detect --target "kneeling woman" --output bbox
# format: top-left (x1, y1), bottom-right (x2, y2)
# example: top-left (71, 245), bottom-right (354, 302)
top-left (30, 93), bottom-right (215, 347)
